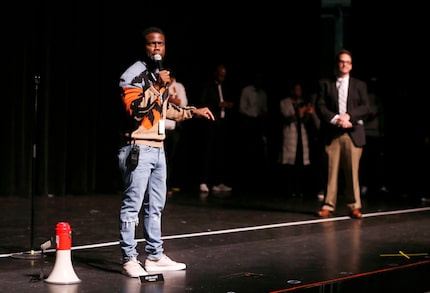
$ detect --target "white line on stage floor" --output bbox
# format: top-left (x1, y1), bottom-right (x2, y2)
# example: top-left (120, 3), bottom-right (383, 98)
top-left (2, 206), bottom-right (429, 258)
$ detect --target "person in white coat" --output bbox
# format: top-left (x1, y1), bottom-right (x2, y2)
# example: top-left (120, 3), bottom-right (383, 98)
top-left (279, 81), bottom-right (319, 197)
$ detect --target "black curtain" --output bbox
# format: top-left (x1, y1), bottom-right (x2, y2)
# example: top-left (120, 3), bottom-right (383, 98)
top-left (2, 1), bottom-right (321, 197)
top-left (351, 1), bottom-right (428, 196)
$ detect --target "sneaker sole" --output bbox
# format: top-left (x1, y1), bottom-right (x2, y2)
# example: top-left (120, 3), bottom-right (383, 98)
top-left (121, 270), bottom-right (148, 278)
top-left (145, 264), bottom-right (186, 272)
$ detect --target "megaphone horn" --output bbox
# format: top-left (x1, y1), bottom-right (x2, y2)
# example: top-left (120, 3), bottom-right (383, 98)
top-left (44, 222), bottom-right (81, 284)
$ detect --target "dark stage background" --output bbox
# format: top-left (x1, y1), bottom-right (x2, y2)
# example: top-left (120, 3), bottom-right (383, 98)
top-left (2, 1), bottom-right (427, 197)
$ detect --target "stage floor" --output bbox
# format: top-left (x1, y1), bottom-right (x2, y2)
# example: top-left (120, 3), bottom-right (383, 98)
top-left (1, 189), bottom-right (429, 293)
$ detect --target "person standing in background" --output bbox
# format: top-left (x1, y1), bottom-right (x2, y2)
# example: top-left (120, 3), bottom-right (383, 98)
top-left (237, 71), bottom-right (269, 191)
top-left (315, 49), bottom-right (370, 219)
top-left (308, 84), bottom-right (325, 200)
top-left (118, 26), bottom-right (215, 278)
top-left (279, 81), bottom-right (319, 197)
top-left (165, 74), bottom-right (188, 196)
top-left (198, 63), bottom-right (235, 193)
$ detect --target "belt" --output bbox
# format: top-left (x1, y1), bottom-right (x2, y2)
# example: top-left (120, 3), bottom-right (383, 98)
top-left (126, 138), bottom-right (162, 144)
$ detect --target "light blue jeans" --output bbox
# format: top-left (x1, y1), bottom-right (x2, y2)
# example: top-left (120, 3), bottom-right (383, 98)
top-left (118, 144), bottom-right (167, 263)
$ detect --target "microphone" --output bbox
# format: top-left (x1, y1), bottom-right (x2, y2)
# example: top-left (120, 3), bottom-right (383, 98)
top-left (153, 54), bottom-right (164, 73)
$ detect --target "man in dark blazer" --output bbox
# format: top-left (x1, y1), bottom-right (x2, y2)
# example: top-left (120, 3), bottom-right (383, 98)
top-left (316, 49), bottom-right (370, 219)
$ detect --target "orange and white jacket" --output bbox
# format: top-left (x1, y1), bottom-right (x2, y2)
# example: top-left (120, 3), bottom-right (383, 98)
top-left (119, 61), bottom-right (195, 147)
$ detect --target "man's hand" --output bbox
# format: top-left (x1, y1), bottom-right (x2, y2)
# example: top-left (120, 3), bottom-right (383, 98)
top-left (155, 70), bottom-right (171, 89)
top-left (192, 107), bottom-right (215, 120)
top-left (337, 113), bottom-right (352, 128)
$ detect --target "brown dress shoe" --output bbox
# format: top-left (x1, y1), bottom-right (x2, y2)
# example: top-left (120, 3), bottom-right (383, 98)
top-left (350, 209), bottom-right (363, 219)
top-left (317, 209), bottom-right (332, 218)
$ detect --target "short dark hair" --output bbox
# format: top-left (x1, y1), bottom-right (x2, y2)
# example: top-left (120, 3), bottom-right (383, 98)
top-left (335, 48), bottom-right (352, 62)
top-left (141, 26), bottom-right (165, 39)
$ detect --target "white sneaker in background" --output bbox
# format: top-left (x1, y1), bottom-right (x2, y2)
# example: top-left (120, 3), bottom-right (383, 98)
top-left (212, 183), bottom-right (232, 192)
top-left (379, 185), bottom-right (389, 193)
top-left (317, 192), bottom-right (324, 201)
top-left (219, 183), bottom-right (232, 192)
top-left (199, 183), bottom-right (209, 192)
top-left (212, 184), bottom-right (221, 192)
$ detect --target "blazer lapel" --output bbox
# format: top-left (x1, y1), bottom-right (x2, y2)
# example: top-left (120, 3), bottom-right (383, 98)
top-left (331, 79), bottom-right (339, 111)
top-left (347, 78), bottom-right (354, 109)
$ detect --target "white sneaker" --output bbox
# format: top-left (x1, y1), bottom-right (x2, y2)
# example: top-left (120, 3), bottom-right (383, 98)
top-left (212, 184), bottom-right (221, 192)
top-left (122, 258), bottom-right (148, 277)
top-left (379, 185), bottom-right (388, 193)
top-left (213, 183), bottom-right (232, 192)
top-left (199, 183), bottom-right (209, 192)
top-left (220, 184), bottom-right (232, 191)
top-left (145, 254), bottom-right (186, 272)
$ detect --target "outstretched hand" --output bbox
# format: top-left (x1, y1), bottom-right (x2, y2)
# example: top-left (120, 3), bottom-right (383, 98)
top-left (192, 107), bottom-right (215, 120)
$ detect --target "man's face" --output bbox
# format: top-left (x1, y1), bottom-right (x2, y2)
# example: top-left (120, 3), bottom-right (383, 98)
top-left (215, 65), bottom-right (227, 82)
top-left (145, 32), bottom-right (166, 60)
top-left (337, 53), bottom-right (352, 76)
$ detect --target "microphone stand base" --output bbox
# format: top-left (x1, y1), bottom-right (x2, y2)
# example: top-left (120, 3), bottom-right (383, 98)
top-left (11, 250), bottom-right (43, 260)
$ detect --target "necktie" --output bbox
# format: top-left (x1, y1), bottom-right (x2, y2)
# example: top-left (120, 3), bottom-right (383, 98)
top-left (338, 78), bottom-right (347, 114)
top-left (217, 84), bottom-right (225, 118)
